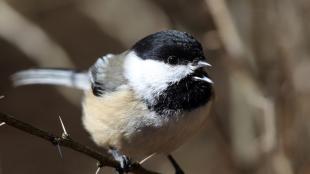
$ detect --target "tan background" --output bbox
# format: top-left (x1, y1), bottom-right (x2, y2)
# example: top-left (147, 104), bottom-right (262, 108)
top-left (0, 0), bottom-right (310, 173)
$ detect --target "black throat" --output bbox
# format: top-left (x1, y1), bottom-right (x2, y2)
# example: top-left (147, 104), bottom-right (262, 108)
top-left (148, 69), bottom-right (213, 115)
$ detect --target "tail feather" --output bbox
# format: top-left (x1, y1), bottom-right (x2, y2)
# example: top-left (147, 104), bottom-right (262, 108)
top-left (11, 69), bottom-right (91, 90)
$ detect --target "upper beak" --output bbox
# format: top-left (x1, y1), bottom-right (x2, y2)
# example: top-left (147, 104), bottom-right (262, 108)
top-left (197, 61), bottom-right (212, 68)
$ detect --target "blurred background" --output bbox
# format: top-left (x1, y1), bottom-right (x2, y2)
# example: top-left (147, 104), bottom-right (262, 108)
top-left (0, 0), bottom-right (309, 173)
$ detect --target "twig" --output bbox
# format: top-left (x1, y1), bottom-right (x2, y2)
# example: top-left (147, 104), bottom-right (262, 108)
top-left (204, 0), bottom-right (256, 71)
top-left (204, 0), bottom-right (246, 59)
top-left (0, 112), bottom-right (160, 174)
top-left (0, 1), bottom-right (80, 106)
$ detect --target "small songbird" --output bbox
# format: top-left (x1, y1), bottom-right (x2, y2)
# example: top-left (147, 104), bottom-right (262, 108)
top-left (12, 30), bottom-right (214, 173)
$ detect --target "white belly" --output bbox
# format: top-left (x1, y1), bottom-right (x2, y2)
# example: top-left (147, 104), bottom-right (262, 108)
top-left (82, 89), bottom-right (212, 160)
top-left (120, 103), bottom-right (212, 159)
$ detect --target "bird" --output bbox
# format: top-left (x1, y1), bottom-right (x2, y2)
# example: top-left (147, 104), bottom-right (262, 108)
top-left (12, 30), bottom-right (214, 174)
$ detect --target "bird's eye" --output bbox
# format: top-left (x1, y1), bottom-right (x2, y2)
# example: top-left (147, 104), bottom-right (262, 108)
top-left (167, 56), bottom-right (178, 64)
top-left (192, 58), bottom-right (199, 65)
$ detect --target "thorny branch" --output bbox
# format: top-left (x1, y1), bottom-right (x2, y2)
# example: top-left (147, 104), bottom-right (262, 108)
top-left (0, 112), bottom-right (160, 174)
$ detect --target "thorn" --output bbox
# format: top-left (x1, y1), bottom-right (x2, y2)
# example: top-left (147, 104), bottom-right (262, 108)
top-left (0, 122), bottom-right (6, 127)
top-left (139, 153), bottom-right (156, 165)
top-left (95, 161), bottom-right (103, 174)
top-left (56, 143), bottom-right (63, 159)
top-left (95, 167), bottom-right (101, 174)
top-left (58, 116), bottom-right (69, 138)
top-left (52, 137), bottom-right (63, 159)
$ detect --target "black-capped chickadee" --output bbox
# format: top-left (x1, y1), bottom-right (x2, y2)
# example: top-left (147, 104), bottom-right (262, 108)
top-left (12, 30), bottom-right (214, 173)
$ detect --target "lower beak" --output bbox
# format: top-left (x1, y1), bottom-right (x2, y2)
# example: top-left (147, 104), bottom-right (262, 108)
top-left (193, 76), bottom-right (213, 84)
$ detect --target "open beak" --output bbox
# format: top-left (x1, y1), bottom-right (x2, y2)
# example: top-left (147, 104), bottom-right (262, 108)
top-left (191, 60), bottom-right (213, 84)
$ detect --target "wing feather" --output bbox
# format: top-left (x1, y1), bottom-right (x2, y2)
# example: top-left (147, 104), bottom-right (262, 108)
top-left (89, 52), bottom-right (128, 95)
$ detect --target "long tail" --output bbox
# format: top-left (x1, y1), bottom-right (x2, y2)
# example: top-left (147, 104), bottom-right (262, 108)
top-left (11, 68), bottom-right (91, 90)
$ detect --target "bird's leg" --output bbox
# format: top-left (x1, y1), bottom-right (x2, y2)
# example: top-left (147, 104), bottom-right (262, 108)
top-left (167, 154), bottom-right (185, 174)
top-left (108, 148), bottom-right (131, 174)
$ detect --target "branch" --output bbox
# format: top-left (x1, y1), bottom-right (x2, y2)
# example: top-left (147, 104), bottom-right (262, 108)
top-left (0, 112), bottom-right (160, 174)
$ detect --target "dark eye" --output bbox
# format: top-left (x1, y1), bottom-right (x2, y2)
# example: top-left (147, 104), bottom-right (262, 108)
top-left (167, 56), bottom-right (178, 64)
top-left (192, 58), bottom-right (199, 65)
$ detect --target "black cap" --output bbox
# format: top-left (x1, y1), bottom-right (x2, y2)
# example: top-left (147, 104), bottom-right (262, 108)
top-left (131, 30), bottom-right (205, 65)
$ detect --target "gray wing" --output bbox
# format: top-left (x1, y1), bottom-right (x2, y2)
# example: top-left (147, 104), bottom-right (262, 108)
top-left (89, 52), bottom-right (127, 96)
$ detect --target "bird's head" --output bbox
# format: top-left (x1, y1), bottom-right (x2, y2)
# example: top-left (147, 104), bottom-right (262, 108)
top-left (124, 30), bottom-right (213, 104)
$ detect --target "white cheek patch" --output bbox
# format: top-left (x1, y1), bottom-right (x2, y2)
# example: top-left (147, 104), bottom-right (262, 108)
top-left (124, 51), bottom-right (193, 103)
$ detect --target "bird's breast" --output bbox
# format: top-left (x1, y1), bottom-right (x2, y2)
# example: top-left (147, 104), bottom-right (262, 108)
top-left (82, 88), bottom-right (212, 160)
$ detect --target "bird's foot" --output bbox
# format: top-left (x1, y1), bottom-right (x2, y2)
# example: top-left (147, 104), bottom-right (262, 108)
top-left (109, 148), bottom-right (132, 174)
